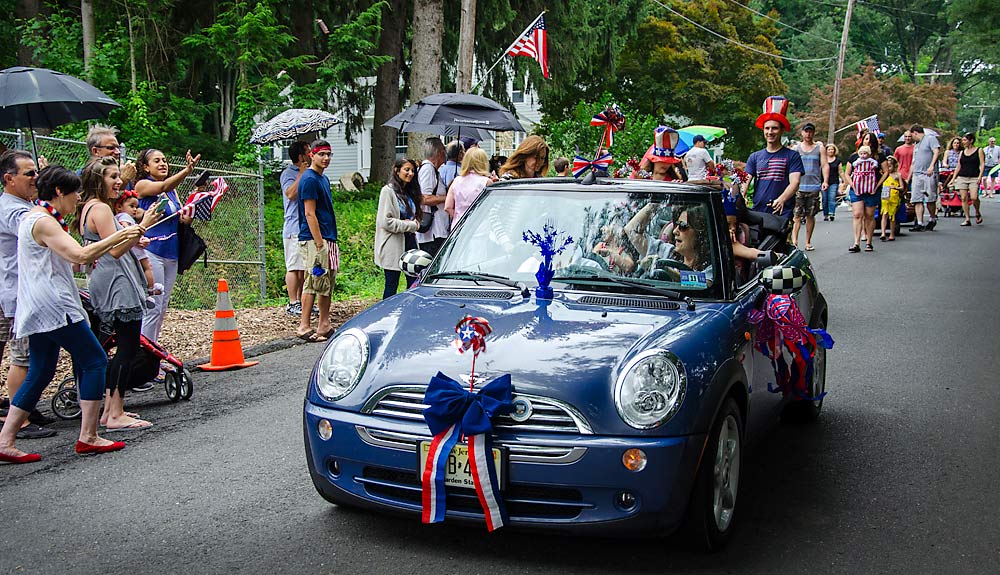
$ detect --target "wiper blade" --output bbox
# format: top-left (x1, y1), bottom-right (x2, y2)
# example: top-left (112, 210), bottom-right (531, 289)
top-left (424, 271), bottom-right (529, 296)
top-left (551, 274), bottom-right (696, 310)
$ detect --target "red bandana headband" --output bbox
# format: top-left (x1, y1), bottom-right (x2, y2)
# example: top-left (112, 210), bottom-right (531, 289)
top-left (311, 145), bottom-right (331, 154)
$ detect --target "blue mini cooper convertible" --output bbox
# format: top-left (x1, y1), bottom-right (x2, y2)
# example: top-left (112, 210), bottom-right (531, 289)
top-left (303, 178), bottom-right (829, 550)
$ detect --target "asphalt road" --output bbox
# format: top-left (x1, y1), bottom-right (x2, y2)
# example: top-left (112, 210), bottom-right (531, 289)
top-left (2, 201), bottom-right (999, 575)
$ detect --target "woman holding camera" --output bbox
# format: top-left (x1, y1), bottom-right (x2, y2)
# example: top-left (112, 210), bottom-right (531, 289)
top-left (375, 158), bottom-right (422, 299)
top-left (0, 167), bottom-right (148, 464)
top-left (134, 148), bottom-right (200, 346)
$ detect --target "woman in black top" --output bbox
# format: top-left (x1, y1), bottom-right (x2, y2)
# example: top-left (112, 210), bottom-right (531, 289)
top-left (946, 132), bottom-right (985, 225)
top-left (824, 144), bottom-right (842, 221)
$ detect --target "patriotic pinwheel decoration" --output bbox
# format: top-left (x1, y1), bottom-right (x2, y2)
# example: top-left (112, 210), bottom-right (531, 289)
top-left (591, 104), bottom-right (626, 149)
top-left (748, 293), bottom-right (834, 400)
top-left (523, 222), bottom-right (574, 300)
top-left (421, 316), bottom-right (515, 531)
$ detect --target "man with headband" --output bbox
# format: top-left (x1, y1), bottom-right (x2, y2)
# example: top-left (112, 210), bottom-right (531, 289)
top-left (295, 140), bottom-right (338, 342)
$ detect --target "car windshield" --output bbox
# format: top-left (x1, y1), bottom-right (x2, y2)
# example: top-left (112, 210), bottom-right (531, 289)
top-left (427, 187), bottom-right (722, 297)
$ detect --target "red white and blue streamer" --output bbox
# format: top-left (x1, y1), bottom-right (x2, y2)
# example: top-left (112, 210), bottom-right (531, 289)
top-left (749, 294), bottom-right (834, 400)
top-left (421, 372), bottom-right (514, 531)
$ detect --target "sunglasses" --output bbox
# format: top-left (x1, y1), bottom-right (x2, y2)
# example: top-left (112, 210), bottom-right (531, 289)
top-left (674, 220), bottom-right (691, 232)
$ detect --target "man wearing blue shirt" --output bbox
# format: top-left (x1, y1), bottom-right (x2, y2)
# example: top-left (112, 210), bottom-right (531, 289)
top-left (439, 140), bottom-right (464, 192)
top-left (296, 140), bottom-right (338, 342)
top-left (745, 96), bottom-right (804, 219)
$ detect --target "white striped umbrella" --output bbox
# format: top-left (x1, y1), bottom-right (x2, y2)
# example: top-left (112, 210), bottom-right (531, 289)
top-left (249, 108), bottom-right (341, 144)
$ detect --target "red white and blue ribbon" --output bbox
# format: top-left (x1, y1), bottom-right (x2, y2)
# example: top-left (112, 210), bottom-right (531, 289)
top-left (421, 372), bottom-right (514, 531)
top-left (590, 104), bottom-right (625, 149)
top-left (572, 151), bottom-right (613, 178)
top-left (749, 294), bottom-right (834, 400)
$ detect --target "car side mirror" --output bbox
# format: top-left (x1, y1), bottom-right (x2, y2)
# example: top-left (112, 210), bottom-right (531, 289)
top-left (760, 265), bottom-right (805, 295)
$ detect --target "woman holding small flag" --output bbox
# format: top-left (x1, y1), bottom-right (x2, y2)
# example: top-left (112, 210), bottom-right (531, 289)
top-left (134, 148), bottom-right (202, 345)
top-left (77, 157), bottom-right (162, 430)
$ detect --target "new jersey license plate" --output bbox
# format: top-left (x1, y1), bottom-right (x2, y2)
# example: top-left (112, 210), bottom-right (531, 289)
top-left (418, 441), bottom-right (505, 489)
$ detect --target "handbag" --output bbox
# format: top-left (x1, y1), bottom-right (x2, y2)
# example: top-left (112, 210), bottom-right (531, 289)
top-left (177, 222), bottom-right (207, 274)
top-left (418, 210), bottom-right (435, 233)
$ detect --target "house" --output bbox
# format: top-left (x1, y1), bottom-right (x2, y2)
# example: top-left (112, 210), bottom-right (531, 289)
top-left (267, 83), bottom-right (543, 185)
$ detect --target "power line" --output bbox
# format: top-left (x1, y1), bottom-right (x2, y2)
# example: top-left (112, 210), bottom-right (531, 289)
top-left (651, 0), bottom-right (838, 63)
top-left (856, 0), bottom-right (941, 18)
top-left (721, 0), bottom-right (839, 45)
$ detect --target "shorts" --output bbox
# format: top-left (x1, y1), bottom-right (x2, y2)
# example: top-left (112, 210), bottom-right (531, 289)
top-left (793, 191), bottom-right (821, 218)
top-left (910, 173), bottom-right (938, 202)
top-left (299, 239), bottom-right (339, 296)
top-left (283, 236), bottom-right (304, 271)
top-left (848, 189), bottom-right (880, 208)
top-left (952, 176), bottom-right (979, 193)
top-left (0, 313), bottom-right (29, 367)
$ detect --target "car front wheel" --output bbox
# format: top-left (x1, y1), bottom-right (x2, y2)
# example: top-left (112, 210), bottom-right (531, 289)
top-left (684, 397), bottom-right (743, 551)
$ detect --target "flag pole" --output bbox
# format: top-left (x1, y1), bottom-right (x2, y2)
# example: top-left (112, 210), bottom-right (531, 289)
top-left (470, 11), bottom-right (545, 94)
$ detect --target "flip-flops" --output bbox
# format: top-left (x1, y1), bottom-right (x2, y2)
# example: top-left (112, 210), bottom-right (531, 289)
top-left (864, 243), bottom-right (874, 252)
top-left (849, 244), bottom-right (861, 253)
top-left (976, 214), bottom-right (983, 224)
top-left (296, 330), bottom-right (327, 343)
top-left (104, 420), bottom-right (152, 432)
top-left (805, 244), bottom-right (815, 251)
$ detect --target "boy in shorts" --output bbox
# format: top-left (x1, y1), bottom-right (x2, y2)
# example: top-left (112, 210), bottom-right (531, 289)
top-left (295, 140), bottom-right (338, 342)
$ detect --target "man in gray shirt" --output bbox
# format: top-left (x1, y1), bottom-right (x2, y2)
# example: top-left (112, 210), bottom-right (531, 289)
top-left (908, 124), bottom-right (940, 231)
top-left (0, 150), bottom-right (55, 438)
top-left (280, 141), bottom-right (310, 316)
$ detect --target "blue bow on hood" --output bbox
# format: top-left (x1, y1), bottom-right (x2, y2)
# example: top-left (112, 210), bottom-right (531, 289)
top-left (422, 372), bottom-right (514, 436)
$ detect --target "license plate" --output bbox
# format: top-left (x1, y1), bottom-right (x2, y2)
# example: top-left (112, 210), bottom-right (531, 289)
top-left (418, 441), bottom-right (505, 490)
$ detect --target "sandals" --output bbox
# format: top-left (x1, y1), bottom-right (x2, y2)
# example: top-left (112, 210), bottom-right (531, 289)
top-left (805, 244), bottom-right (815, 251)
top-left (976, 214), bottom-right (983, 225)
top-left (296, 330), bottom-right (328, 343)
top-left (879, 235), bottom-right (887, 242)
top-left (848, 244), bottom-right (861, 253)
top-left (864, 243), bottom-right (874, 252)
top-left (960, 220), bottom-right (971, 227)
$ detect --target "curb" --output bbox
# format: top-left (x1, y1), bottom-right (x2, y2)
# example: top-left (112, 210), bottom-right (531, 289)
top-left (188, 336), bottom-right (312, 371)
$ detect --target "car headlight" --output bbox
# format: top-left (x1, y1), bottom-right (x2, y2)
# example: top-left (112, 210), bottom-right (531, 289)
top-left (615, 349), bottom-right (686, 429)
top-left (315, 328), bottom-right (369, 401)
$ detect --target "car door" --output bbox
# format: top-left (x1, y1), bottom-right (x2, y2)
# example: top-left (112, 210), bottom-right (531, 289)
top-left (733, 275), bottom-right (786, 441)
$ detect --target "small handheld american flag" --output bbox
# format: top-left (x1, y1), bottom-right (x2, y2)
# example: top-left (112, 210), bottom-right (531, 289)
top-left (506, 13), bottom-right (548, 78)
top-left (855, 115), bottom-right (880, 137)
top-left (179, 176), bottom-right (228, 221)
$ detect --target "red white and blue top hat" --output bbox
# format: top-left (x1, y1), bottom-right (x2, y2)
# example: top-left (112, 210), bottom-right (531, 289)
top-left (755, 96), bottom-right (791, 132)
top-left (650, 126), bottom-right (681, 164)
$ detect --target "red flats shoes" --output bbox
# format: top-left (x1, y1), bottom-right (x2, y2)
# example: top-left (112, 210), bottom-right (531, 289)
top-left (75, 440), bottom-right (125, 455)
top-left (0, 451), bottom-right (42, 464)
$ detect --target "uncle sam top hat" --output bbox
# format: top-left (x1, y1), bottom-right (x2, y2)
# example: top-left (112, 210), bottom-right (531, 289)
top-left (755, 96), bottom-right (791, 132)
top-left (650, 126), bottom-right (681, 164)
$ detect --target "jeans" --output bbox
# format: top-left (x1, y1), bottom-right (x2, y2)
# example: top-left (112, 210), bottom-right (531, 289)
top-left (823, 186), bottom-right (839, 217)
top-left (382, 269), bottom-right (417, 300)
top-left (142, 252), bottom-right (178, 343)
top-left (12, 320), bottom-right (108, 410)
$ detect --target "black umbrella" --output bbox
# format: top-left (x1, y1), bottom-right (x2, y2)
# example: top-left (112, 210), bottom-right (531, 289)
top-left (384, 92), bottom-right (525, 138)
top-left (0, 66), bottom-right (122, 159)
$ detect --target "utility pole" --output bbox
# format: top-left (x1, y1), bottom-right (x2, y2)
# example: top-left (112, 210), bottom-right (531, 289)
top-left (966, 104), bottom-right (999, 135)
top-left (914, 71), bottom-right (952, 85)
top-left (828, 0), bottom-right (855, 146)
top-left (456, 0), bottom-right (477, 93)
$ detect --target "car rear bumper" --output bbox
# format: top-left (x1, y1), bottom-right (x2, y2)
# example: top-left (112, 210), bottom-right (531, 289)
top-left (304, 401), bottom-right (708, 536)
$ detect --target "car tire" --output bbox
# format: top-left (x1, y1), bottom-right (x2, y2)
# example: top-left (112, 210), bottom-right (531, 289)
top-left (780, 318), bottom-right (827, 423)
top-left (683, 397), bottom-right (743, 551)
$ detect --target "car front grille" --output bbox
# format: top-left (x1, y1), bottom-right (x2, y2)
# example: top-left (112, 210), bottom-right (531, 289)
top-left (362, 385), bottom-right (593, 435)
top-left (358, 466), bottom-right (589, 520)
top-left (356, 426), bottom-right (587, 464)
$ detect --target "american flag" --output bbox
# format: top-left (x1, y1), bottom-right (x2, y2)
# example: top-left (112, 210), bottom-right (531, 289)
top-left (855, 115), bottom-right (880, 136)
top-left (179, 176), bottom-right (228, 221)
top-left (506, 14), bottom-right (548, 78)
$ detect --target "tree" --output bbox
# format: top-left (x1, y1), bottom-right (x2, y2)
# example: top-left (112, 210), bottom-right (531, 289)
top-left (798, 63), bottom-right (958, 154)
top-left (372, 0), bottom-right (408, 182)
top-left (407, 0), bottom-right (443, 159)
top-left (615, 0), bottom-right (787, 159)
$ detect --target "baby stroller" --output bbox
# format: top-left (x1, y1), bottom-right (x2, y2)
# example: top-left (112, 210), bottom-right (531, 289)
top-left (50, 289), bottom-right (193, 420)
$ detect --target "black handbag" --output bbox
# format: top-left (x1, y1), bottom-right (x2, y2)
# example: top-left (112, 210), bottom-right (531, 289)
top-left (177, 222), bottom-right (207, 274)
top-left (418, 210), bottom-right (435, 233)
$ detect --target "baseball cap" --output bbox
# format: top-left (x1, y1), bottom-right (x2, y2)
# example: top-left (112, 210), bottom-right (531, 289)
top-left (692, 134), bottom-right (706, 144)
top-left (459, 137), bottom-right (478, 150)
top-left (801, 122), bottom-right (816, 131)
top-left (877, 132), bottom-right (886, 138)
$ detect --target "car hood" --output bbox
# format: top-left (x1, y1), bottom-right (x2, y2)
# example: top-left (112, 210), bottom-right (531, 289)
top-left (335, 288), bottom-right (731, 421)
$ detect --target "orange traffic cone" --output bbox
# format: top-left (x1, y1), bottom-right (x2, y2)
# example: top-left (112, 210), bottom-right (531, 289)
top-left (199, 279), bottom-right (259, 371)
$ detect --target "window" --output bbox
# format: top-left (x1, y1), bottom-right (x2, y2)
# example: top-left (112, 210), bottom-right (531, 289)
top-left (395, 132), bottom-right (409, 157)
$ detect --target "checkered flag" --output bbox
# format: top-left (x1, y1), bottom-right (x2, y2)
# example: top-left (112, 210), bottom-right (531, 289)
top-left (762, 266), bottom-right (805, 295)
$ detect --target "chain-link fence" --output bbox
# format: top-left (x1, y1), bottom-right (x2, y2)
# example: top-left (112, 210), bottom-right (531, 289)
top-left (0, 131), bottom-right (266, 309)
